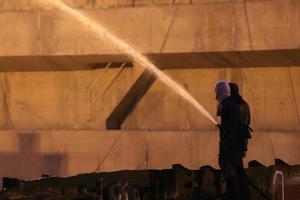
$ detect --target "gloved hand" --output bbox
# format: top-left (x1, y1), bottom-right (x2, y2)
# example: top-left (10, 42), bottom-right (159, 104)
top-left (242, 151), bottom-right (247, 158)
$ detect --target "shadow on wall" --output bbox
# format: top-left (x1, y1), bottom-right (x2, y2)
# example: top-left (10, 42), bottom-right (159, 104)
top-left (0, 133), bottom-right (68, 185)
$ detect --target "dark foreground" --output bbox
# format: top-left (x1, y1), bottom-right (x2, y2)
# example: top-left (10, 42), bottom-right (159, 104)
top-left (1, 159), bottom-right (299, 200)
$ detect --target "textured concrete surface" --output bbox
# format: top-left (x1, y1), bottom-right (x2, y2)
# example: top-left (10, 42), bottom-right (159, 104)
top-left (0, 0), bottom-right (299, 57)
top-left (0, 67), bottom-right (299, 131)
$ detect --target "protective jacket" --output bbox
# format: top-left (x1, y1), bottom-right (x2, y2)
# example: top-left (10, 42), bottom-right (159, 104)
top-left (219, 96), bottom-right (247, 155)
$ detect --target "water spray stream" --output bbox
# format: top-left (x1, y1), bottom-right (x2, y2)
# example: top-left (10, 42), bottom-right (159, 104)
top-left (40, 0), bottom-right (217, 125)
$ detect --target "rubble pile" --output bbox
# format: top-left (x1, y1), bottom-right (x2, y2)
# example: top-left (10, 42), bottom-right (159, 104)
top-left (1, 160), bottom-right (299, 200)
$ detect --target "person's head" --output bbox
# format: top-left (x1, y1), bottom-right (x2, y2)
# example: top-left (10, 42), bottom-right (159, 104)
top-left (215, 80), bottom-right (231, 103)
top-left (229, 82), bottom-right (243, 103)
top-left (229, 82), bottom-right (239, 96)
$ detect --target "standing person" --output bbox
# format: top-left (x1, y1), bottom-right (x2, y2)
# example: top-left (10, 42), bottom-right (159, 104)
top-left (229, 82), bottom-right (251, 200)
top-left (215, 80), bottom-right (250, 200)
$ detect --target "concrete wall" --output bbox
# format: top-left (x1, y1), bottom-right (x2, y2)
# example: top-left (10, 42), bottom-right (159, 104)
top-left (0, 66), bottom-right (299, 131)
top-left (0, 0), bottom-right (299, 57)
top-left (0, 130), bottom-right (299, 184)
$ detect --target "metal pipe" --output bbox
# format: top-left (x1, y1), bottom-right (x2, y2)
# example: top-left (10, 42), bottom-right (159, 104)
top-left (273, 170), bottom-right (285, 200)
top-left (88, 62), bottom-right (111, 92)
top-left (101, 62), bottom-right (126, 98)
top-left (90, 62), bottom-right (126, 106)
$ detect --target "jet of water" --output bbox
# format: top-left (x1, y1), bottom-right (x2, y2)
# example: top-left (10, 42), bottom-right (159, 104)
top-left (40, 0), bottom-right (217, 125)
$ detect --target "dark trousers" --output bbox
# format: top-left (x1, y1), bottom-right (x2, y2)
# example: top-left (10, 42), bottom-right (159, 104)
top-left (226, 170), bottom-right (250, 200)
top-left (219, 154), bottom-right (250, 200)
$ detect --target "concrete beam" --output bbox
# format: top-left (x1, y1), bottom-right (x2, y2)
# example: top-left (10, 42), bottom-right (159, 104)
top-left (153, 49), bottom-right (300, 69)
top-left (0, 55), bottom-right (132, 71)
top-left (0, 49), bottom-right (299, 71)
top-left (106, 69), bottom-right (156, 129)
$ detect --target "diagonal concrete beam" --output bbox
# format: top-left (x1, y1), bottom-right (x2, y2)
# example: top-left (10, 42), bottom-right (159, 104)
top-left (106, 69), bottom-right (156, 129)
